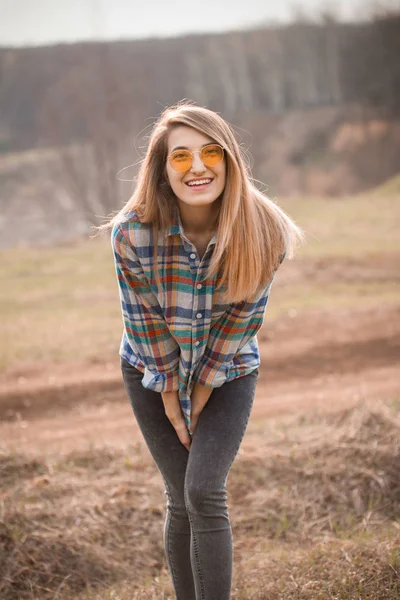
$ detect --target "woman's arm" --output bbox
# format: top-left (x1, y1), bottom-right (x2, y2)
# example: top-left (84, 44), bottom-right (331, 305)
top-left (188, 281), bottom-right (272, 434)
top-left (190, 382), bottom-right (213, 434)
top-left (112, 222), bottom-right (180, 393)
top-left (113, 223), bottom-right (194, 448)
top-left (192, 277), bottom-right (275, 389)
top-left (161, 390), bottom-right (192, 450)
top-left (189, 250), bottom-right (287, 431)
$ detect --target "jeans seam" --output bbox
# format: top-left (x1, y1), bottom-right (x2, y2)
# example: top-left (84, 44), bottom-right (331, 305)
top-left (184, 484), bottom-right (206, 600)
top-left (163, 479), bottom-right (181, 595)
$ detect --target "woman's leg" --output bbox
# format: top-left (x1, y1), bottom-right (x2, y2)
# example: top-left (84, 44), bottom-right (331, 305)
top-left (120, 358), bottom-right (196, 600)
top-left (184, 369), bottom-right (259, 600)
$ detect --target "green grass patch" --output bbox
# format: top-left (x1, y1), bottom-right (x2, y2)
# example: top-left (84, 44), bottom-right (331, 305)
top-left (278, 193), bottom-right (400, 257)
top-left (269, 279), bottom-right (399, 318)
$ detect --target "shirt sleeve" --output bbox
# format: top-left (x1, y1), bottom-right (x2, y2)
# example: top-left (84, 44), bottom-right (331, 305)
top-left (111, 222), bottom-right (180, 393)
top-left (192, 277), bottom-right (274, 388)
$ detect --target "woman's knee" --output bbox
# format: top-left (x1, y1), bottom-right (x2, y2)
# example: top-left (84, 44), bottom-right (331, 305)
top-left (184, 480), bottom-right (228, 516)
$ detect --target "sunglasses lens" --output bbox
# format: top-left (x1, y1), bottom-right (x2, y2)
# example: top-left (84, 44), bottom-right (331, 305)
top-left (169, 144), bottom-right (224, 171)
top-left (201, 144), bottom-right (224, 166)
top-left (169, 150), bottom-right (192, 172)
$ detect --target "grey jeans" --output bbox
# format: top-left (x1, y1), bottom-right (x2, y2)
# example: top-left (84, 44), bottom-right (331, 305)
top-left (120, 357), bottom-right (258, 600)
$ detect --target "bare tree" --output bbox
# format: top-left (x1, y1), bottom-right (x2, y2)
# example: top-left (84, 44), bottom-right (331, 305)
top-left (184, 42), bottom-right (210, 107)
top-left (40, 43), bottom-right (135, 225)
top-left (229, 33), bottom-right (255, 111)
top-left (206, 36), bottom-right (238, 115)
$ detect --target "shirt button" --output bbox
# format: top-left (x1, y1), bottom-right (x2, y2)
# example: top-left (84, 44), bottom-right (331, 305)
top-left (196, 284), bottom-right (202, 290)
top-left (195, 340), bottom-right (200, 346)
top-left (190, 253), bottom-right (196, 259)
top-left (196, 313), bottom-right (202, 319)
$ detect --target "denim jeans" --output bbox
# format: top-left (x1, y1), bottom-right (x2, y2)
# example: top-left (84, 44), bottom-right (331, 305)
top-left (120, 356), bottom-right (258, 600)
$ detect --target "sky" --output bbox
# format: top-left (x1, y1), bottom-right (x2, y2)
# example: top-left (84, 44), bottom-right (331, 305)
top-left (0, 0), bottom-right (398, 47)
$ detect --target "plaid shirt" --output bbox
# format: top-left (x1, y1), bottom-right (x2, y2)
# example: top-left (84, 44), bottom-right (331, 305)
top-left (111, 207), bottom-right (279, 428)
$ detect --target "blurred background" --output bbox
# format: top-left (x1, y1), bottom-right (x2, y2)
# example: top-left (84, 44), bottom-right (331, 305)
top-left (0, 2), bottom-right (399, 600)
top-left (0, 0), bottom-right (399, 244)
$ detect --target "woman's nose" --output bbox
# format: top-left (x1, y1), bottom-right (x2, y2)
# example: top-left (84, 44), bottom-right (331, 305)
top-left (190, 152), bottom-right (206, 173)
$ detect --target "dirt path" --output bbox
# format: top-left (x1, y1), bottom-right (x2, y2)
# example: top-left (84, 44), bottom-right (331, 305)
top-left (1, 304), bottom-right (399, 455)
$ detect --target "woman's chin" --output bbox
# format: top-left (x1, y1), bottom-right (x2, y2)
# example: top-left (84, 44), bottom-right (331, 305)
top-left (180, 196), bottom-right (219, 207)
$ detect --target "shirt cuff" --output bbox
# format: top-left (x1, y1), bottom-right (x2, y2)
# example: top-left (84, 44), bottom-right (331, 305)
top-left (142, 368), bottom-right (179, 393)
top-left (192, 357), bottom-right (228, 388)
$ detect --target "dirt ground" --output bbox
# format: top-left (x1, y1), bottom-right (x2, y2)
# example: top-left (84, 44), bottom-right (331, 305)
top-left (0, 246), bottom-right (399, 599)
top-left (1, 300), bottom-right (399, 456)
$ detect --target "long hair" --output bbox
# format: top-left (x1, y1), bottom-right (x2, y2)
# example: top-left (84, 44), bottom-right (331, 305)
top-left (101, 101), bottom-right (303, 303)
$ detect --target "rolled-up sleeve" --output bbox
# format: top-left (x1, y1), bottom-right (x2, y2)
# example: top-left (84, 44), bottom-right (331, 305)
top-left (192, 277), bottom-right (274, 388)
top-left (111, 223), bottom-right (180, 392)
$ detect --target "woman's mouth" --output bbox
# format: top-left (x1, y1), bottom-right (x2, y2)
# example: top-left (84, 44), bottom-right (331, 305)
top-left (185, 178), bottom-right (213, 191)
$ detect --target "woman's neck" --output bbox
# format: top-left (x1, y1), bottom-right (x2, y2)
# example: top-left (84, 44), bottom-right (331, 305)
top-left (177, 200), bottom-right (220, 236)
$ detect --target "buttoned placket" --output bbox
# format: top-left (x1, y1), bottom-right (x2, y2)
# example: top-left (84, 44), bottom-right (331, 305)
top-left (180, 232), bottom-right (216, 398)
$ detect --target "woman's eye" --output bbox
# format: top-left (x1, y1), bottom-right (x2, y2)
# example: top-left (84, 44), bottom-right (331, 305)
top-left (204, 147), bottom-right (218, 156)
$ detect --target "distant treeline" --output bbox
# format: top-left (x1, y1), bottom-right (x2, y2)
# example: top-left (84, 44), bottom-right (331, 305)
top-left (0, 12), bottom-right (399, 152)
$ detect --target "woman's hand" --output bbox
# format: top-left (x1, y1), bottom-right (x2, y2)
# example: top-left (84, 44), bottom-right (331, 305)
top-left (161, 390), bottom-right (191, 451)
top-left (190, 382), bottom-right (213, 435)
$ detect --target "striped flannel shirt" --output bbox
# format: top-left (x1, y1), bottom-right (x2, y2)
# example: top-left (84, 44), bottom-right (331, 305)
top-left (111, 206), bottom-right (280, 428)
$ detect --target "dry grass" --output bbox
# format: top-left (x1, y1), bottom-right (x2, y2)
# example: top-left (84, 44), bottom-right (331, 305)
top-left (234, 534), bottom-right (400, 600)
top-left (1, 400), bottom-right (399, 599)
top-left (370, 173), bottom-right (400, 197)
top-left (230, 403), bottom-right (400, 540)
top-left (0, 444), bottom-right (164, 599)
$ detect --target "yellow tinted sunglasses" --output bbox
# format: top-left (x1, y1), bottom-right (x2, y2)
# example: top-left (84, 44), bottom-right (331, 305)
top-left (168, 143), bottom-right (225, 172)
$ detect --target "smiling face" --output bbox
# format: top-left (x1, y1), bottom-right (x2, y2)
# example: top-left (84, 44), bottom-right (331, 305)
top-left (165, 125), bottom-right (226, 210)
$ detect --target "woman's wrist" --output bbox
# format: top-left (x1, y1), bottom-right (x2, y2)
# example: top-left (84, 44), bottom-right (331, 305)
top-left (161, 390), bottom-right (179, 400)
top-left (161, 390), bottom-right (180, 418)
top-left (191, 382), bottom-right (213, 414)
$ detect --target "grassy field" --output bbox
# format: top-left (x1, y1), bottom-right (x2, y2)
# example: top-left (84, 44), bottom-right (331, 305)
top-left (0, 192), bottom-right (398, 371)
top-left (1, 401), bottom-right (399, 599)
top-left (0, 190), bottom-right (399, 599)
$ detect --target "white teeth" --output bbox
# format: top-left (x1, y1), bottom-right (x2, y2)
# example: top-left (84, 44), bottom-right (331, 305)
top-left (187, 179), bottom-right (212, 186)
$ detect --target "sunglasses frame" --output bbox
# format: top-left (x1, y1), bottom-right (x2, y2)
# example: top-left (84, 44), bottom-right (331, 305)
top-left (167, 143), bottom-right (225, 172)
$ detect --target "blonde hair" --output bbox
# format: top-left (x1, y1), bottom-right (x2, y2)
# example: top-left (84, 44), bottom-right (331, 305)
top-left (100, 100), bottom-right (303, 302)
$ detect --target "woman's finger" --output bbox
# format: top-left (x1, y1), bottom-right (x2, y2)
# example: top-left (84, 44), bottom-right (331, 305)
top-left (161, 391), bottom-right (192, 450)
top-left (174, 420), bottom-right (192, 451)
top-left (189, 415), bottom-right (197, 436)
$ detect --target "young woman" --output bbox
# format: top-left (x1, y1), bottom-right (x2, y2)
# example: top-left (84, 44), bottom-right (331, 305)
top-left (108, 102), bottom-right (302, 599)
